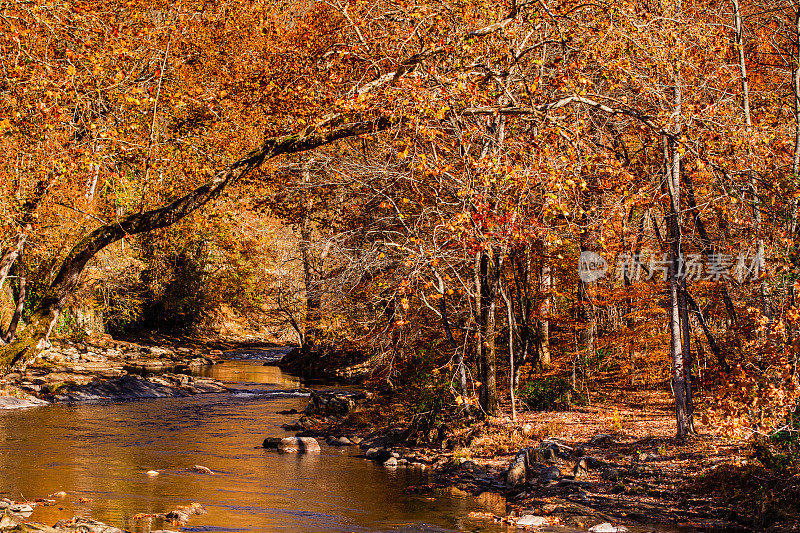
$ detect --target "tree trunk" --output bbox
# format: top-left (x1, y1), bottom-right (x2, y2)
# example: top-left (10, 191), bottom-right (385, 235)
top-left (500, 280), bottom-right (516, 421)
top-left (0, 232), bottom-right (27, 294)
top-left (480, 248), bottom-right (500, 416)
top-left (540, 254), bottom-right (552, 368)
top-left (299, 160), bottom-right (322, 351)
top-left (2, 251), bottom-right (26, 344)
top-left (475, 251), bottom-right (486, 408)
top-left (664, 83), bottom-right (695, 436)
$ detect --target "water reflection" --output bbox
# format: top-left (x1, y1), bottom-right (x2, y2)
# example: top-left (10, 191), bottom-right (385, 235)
top-left (0, 361), bottom-right (512, 533)
top-left (194, 361), bottom-right (300, 387)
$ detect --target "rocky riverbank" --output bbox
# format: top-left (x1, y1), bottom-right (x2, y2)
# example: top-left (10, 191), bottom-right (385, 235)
top-left (268, 389), bottom-right (763, 532)
top-left (0, 497), bottom-right (207, 533)
top-left (0, 337), bottom-right (227, 408)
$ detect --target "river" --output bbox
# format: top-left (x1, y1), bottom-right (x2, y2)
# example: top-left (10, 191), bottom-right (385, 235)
top-left (0, 356), bottom-right (517, 533)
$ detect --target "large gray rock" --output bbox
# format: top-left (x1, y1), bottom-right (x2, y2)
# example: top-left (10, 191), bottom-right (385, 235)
top-left (0, 396), bottom-right (48, 410)
top-left (539, 465), bottom-right (561, 483)
top-left (506, 448), bottom-right (533, 487)
top-left (188, 465), bottom-right (213, 474)
top-left (54, 517), bottom-right (127, 533)
top-left (262, 437), bottom-right (283, 448)
top-left (573, 458), bottom-right (589, 479)
top-left (365, 447), bottom-right (392, 462)
top-left (515, 515), bottom-right (549, 528)
top-left (589, 523), bottom-right (629, 533)
top-left (277, 437), bottom-right (320, 454)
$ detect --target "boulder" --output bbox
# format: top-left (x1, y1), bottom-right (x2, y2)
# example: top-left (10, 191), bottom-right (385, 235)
top-left (539, 465), bottom-right (561, 483)
top-left (534, 444), bottom-right (560, 464)
top-left (589, 434), bottom-right (614, 447)
top-left (601, 467), bottom-right (621, 481)
top-left (383, 456), bottom-right (398, 467)
top-left (304, 390), bottom-right (365, 417)
top-left (515, 515), bottom-right (549, 528)
top-left (54, 517), bottom-right (127, 533)
top-left (9, 503), bottom-right (33, 514)
top-left (277, 437), bottom-right (320, 454)
top-left (0, 396), bottom-right (48, 410)
top-left (506, 448), bottom-right (532, 487)
top-left (573, 458), bottom-right (589, 479)
top-left (327, 437), bottom-right (352, 446)
top-left (365, 447), bottom-right (392, 462)
top-left (589, 523), bottom-right (628, 533)
top-left (188, 465), bottom-right (213, 474)
top-left (262, 437), bottom-right (283, 449)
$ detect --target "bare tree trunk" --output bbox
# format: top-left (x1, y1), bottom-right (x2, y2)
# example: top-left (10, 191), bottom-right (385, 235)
top-left (299, 160), bottom-right (321, 351)
top-left (540, 254), bottom-right (552, 368)
top-left (434, 267), bottom-right (469, 412)
top-left (475, 251), bottom-right (486, 408)
top-left (664, 76), bottom-right (695, 437)
top-left (481, 248), bottom-right (500, 416)
top-left (500, 281), bottom-right (516, 421)
top-left (733, 0), bottom-right (768, 317)
top-left (684, 176), bottom-right (739, 335)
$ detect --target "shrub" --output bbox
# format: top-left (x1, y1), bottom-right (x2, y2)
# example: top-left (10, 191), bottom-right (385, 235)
top-left (517, 376), bottom-right (583, 411)
top-left (752, 402), bottom-right (800, 472)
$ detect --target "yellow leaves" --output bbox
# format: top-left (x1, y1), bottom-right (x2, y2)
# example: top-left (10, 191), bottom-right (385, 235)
top-left (66, 64), bottom-right (76, 76)
top-left (0, 119), bottom-right (11, 134)
top-left (400, 297), bottom-right (409, 310)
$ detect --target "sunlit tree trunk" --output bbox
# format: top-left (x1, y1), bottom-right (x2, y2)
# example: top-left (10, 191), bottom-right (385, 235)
top-left (299, 160), bottom-right (322, 351)
top-left (540, 255), bottom-right (552, 368)
top-left (664, 77), bottom-right (695, 436)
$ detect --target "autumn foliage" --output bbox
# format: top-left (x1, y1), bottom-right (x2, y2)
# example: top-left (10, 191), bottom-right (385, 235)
top-left (1, 0), bottom-right (800, 443)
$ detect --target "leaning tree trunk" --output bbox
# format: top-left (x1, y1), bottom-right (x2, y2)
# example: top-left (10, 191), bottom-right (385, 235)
top-left (0, 117), bottom-right (393, 369)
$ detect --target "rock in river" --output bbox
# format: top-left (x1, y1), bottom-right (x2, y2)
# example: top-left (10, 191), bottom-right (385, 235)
top-left (589, 523), bottom-right (629, 533)
top-left (263, 436), bottom-right (321, 454)
top-left (515, 515), bottom-right (549, 528)
top-left (188, 464), bottom-right (214, 474)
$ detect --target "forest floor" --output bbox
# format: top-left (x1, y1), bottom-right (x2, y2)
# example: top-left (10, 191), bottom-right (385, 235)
top-left (307, 386), bottom-right (800, 533)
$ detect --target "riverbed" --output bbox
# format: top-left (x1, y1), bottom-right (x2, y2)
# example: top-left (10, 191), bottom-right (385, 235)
top-left (0, 357), bottom-right (516, 533)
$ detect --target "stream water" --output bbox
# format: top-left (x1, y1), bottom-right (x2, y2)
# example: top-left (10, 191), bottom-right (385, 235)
top-left (0, 356), bottom-right (517, 533)
top-left (0, 353), bottom-right (705, 533)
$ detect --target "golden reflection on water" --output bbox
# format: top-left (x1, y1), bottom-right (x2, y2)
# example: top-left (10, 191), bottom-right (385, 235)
top-left (0, 361), bottom-right (512, 533)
